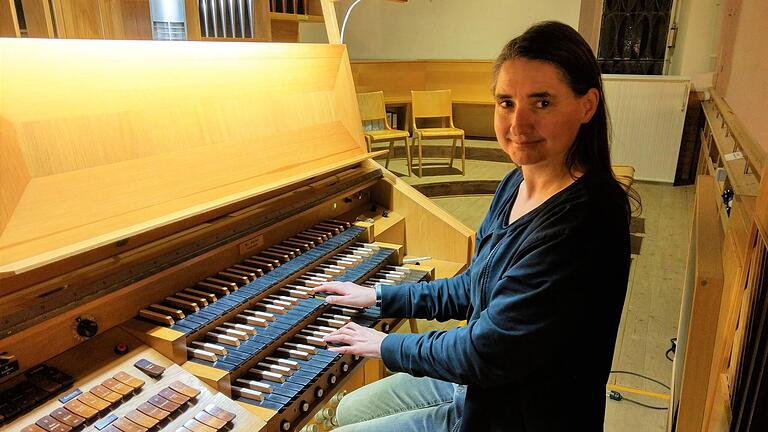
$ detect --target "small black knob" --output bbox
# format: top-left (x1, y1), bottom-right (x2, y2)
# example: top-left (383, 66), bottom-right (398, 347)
top-left (328, 374), bottom-right (337, 385)
top-left (301, 400), bottom-right (311, 412)
top-left (280, 420), bottom-right (291, 431)
top-left (315, 388), bottom-right (324, 398)
top-left (76, 318), bottom-right (98, 338)
top-left (341, 362), bottom-right (350, 373)
top-left (381, 322), bottom-right (391, 334)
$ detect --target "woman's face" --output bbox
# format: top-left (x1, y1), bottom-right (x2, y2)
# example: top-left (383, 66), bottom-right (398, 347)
top-left (494, 58), bottom-right (597, 170)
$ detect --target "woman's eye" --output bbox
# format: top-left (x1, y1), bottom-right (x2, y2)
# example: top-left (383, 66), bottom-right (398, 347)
top-left (535, 99), bottom-right (550, 109)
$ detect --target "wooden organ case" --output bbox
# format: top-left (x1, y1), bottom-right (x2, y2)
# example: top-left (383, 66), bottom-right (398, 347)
top-left (0, 39), bottom-right (474, 431)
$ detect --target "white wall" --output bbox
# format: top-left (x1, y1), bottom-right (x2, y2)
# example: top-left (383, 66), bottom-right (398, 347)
top-left (301, 0), bottom-right (581, 60)
top-left (668, 0), bottom-right (722, 86)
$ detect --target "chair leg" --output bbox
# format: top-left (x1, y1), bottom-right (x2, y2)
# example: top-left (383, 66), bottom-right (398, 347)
top-left (449, 138), bottom-right (456, 168)
top-left (409, 318), bottom-right (419, 333)
top-left (417, 135), bottom-right (423, 177)
top-left (385, 140), bottom-right (394, 168)
top-left (461, 136), bottom-right (466, 175)
top-left (364, 135), bottom-right (372, 153)
top-left (403, 137), bottom-right (412, 176)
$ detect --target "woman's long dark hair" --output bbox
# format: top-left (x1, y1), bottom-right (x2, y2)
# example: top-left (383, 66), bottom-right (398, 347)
top-left (492, 21), bottom-right (640, 214)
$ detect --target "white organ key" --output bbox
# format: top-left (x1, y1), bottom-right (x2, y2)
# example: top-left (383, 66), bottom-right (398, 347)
top-left (304, 273), bottom-right (334, 281)
top-left (249, 368), bottom-right (285, 383)
top-left (284, 342), bottom-right (317, 354)
top-left (232, 386), bottom-right (264, 401)
top-left (254, 303), bottom-right (286, 314)
top-left (369, 278), bottom-right (396, 284)
top-left (187, 347), bottom-right (217, 362)
top-left (215, 326), bottom-right (248, 340)
top-left (330, 306), bottom-right (362, 316)
top-left (323, 313), bottom-right (351, 322)
top-left (307, 324), bottom-right (337, 333)
top-left (265, 356), bottom-right (300, 370)
top-left (235, 378), bottom-right (272, 393)
top-left (269, 294), bottom-right (299, 305)
top-left (261, 298), bottom-right (293, 308)
top-left (386, 265), bottom-right (411, 272)
top-left (257, 362), bottom-right (294, 376)
top-left (294, 334), bottom-right (326, 347)
top-left (236, 313), bottom-right (268, 327)
top-left (277, 347), bottom-right (311, 360)
top-left (243, 309), bottom-right (276, 321)
top-left (222, 322), bottom-right (257, 335)
top-left (206, 332), bottom-right (240, 346)
top-left (301, 329), bottom-right (331, 338)
top-left (190, 341), bottom-right (228, 355)
top-left (279, 288), bottom-right (310, 299)
top-left (316, 317), bottom-right (346, 328)
top-left (286, 285), bottom-right (314, 293)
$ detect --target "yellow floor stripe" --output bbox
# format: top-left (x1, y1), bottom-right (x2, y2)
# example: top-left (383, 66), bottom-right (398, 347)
top-left (607, 383), bottom-right (670, 401)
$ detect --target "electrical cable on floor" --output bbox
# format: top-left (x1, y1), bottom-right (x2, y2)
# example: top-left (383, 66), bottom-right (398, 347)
top-left (607, 390), bottom-right (668, 410)
top-left (609, 370), bottom-right (670, 389)
top-left (665, 338), bottom-right (677, 361)
top-left (607, 370), bottom-right (670, 410)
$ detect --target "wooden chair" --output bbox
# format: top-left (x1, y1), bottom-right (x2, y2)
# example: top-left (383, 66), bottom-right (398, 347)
top-left (357, 91), bottom-right (412, 176)
top-left (411, 89), bottom-right (465, 177)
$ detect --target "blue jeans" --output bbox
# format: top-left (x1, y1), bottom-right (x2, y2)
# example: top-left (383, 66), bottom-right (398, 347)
top-left (334, 373), bottom-right (464, 432)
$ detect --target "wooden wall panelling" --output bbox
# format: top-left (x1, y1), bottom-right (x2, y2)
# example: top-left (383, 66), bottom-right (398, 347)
top-left (676, 175), bottom-right (725, 432)
top-left (0, 40), bottom-right (366, 274)
top-left (0, 118), bottom-right (30, 235)
top-left (182, 0), bottom-right (200, 40)
top-left (19, 0), bottom-right (55, 37)
top-left (119, 0), bottom-right (151, 39)
top-left (270, 18), bottom-right (297, 42)
top-left (702, 196), bottom-right (754, 430)
top-left (0, 0), bottom-right (20, 36)
top-left (254, 0), bottom-right (271, 40)
top-left (56, 0), bottom-right (106, 38)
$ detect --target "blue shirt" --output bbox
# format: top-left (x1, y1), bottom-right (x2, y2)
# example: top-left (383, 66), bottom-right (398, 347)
top-left (380, 168), bottom-right (631, 431)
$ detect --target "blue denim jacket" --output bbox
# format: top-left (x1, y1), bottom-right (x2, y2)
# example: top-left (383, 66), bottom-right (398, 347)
top-left (380, 168), bottom-right (630, 431)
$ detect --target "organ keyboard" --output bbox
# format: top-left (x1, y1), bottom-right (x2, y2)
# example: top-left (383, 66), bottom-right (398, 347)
top-left (0, 38), bottom-right (473, 431)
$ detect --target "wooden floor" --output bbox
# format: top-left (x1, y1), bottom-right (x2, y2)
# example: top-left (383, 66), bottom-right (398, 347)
top-left (382, 139), bottom-right (694, 431)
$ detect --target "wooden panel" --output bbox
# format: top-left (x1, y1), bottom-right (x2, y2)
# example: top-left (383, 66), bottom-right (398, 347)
top-left (270, 18), bottom-right (297, 42)
top-left (0, 118), bottom-right (30, 234)
top-left (676, 175), bottom-right (725, 432)
top-left (2, 327), bottom-right (266, 431)
top-left (58, 0), bottom-right (105, 38)
top-left (757, 166), bottom-right (768, 245)
top-left (20, 0), bottom-right (54, 37)
top-left (0, 40), bottom-right (368, 274)
top-left (369, 160), bottom-right (474, 266)
top-left (119, 0), bottom-right (150, 39)
top-left (0, 0), bottom-right (20, 36)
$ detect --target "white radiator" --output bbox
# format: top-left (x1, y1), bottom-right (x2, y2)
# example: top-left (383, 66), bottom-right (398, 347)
top-left (603, 75), bottom-right (691, 183)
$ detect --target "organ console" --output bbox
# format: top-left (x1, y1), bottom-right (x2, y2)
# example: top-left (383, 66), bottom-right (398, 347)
top-left (0, 38), bottom-right (474, 431)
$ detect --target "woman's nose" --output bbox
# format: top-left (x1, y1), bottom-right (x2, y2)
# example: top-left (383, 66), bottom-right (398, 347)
top-left (511, 106), bottom-right (533, 135)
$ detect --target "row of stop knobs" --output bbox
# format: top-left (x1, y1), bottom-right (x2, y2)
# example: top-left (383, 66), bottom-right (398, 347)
top-left (299, 390), bottom-right (346, 432)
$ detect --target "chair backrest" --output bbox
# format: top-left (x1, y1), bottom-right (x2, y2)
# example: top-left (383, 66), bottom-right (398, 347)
top-left (411, 89), bottom-right (453, 119)
top-left (357, 91), bottom-right (387, 122)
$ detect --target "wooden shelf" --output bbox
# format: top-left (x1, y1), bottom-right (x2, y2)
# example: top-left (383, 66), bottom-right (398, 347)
top-left (701, 100), bottom-right (760, 196)
top-left (269, 12), bottom-right (324, 22)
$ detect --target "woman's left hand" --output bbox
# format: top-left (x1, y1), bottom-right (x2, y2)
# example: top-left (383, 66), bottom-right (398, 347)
top-left (323, 322), bottom-right (386, 359)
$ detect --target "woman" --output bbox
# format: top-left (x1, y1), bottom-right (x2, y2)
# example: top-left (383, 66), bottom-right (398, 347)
top-left (314, 21), bottom-right (635, 431)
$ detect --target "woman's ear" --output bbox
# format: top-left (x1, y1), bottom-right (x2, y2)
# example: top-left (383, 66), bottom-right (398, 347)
top-left (581, 88), bottom-right (600, 124)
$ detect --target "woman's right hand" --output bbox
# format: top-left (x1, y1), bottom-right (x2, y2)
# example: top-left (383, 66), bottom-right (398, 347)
top-left (312, 281), bottom-right (376, 308)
